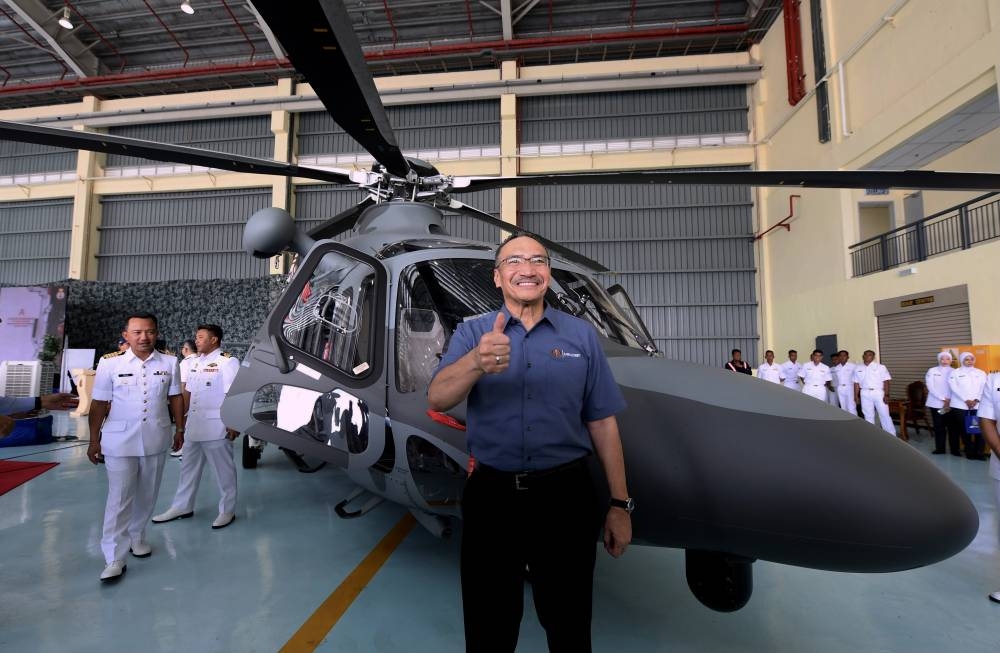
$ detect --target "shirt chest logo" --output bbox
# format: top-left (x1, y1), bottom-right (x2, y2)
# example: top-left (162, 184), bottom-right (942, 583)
top-left (550, 348), bottom-right (581, 360)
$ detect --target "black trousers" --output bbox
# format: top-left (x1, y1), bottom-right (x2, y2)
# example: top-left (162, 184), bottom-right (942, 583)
top-left (948, 409), bottom-right (984, 456)
top-left (461, 458), bottom-right (600, 653)
top-left (932, 409), bottom-right (960, 453)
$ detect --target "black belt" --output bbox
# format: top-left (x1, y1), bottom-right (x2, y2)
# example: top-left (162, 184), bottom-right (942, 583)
top-left (475, 456), bottom-right (587, 491)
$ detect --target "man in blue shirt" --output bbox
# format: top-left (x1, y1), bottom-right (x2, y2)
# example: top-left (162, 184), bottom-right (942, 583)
top-left (429, 234), bottom-right (632, 653)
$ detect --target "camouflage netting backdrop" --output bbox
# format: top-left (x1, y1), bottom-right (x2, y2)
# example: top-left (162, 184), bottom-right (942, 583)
top-left (62, 276), bottom-right (289, 363)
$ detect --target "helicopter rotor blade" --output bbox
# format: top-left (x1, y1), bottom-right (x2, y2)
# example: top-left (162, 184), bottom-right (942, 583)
top-left (0, 119), bottom-right (353, 185)
top-left (307, 197), bottom-right (376, 240)
top-left (454, 169), bottom-right (1000, 192)
top-left (446, 199), bottom-right (609, 273)
top-left (251, 0), bottom-right (410, 178)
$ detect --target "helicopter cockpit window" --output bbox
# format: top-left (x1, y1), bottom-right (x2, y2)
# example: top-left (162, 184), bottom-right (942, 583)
top-left (395, 258), bottom-right (502, 393)
top-left (547, 269), bottom-right (658, 354)
top-left (282, 252), bottom-right (378, 378)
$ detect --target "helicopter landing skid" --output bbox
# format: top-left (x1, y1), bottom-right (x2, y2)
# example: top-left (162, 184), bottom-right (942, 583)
top-left (279, 447), bottom-right (328, 474)
top-left (334, 487), bottom-right (385, 519)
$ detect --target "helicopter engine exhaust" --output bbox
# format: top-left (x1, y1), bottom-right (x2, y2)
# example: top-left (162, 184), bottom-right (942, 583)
top-left (685, 550), bottom-right (754, 612)
top-left (244, 207), bottom-right (317, 258)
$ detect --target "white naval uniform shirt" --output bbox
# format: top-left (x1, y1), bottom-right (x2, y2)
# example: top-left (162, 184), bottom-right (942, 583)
top-left (184, 349), bottom-right (240, 442)
top-left (179, 354), bottom-right (198, 385)
top-left (757, 362), bottom-right (782, 383)
top-left (853, 362), bottom-right (891, 393)
top-left (924, 365), bottom-right (953, 409)
top-left (799, 362), bottom-right (832, 388)
top-left (948, 366), bottom-right (986, 407)
top-left (92, 349), bottom-right (181, 457)
top-left (834, 362), bottom-right (857, 389)
top-left (780, 361), bottom-right (802, 389)
top-left (975, 372), bottom-right (1000, 481)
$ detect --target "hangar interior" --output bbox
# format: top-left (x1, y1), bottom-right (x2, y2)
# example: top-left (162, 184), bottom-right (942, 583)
top-left (1, 1), bottom-right (1000, 651)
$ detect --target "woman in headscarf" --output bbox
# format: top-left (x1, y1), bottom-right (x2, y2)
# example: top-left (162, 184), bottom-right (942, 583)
top-left (925, 351), bottom-right (955, 454)
top-left (947, 352), bottom-right (988, 460)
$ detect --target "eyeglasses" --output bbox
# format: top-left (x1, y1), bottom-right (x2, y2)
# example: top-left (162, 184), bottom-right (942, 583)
top-left (496, 254), bottom-right (550, 268)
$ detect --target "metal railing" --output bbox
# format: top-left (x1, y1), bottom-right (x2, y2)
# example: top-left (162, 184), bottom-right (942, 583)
top-left (849, 192), bottom-right (1000, 277)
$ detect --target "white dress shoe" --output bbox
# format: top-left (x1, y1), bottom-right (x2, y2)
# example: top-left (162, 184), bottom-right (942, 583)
top-left (211, 512), bottom-right (235, 529)
top-left (151, 507), bottom-right (194, 523)
top-left (989, 591), bottom-right (1000, 604)
top-left (169, 449), bottom-right (182, 458)
top-left (100, 560), bottom-right (126, 582)
top-left (130, 540), bottom-right (152, 558)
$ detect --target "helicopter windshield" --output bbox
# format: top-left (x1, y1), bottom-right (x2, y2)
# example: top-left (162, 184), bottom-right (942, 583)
top-left (395, 257), bottom-right (654, 393)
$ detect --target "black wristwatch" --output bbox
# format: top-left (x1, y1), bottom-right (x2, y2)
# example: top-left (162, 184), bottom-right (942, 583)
top-left (609, 497), bottom-right (635, 514)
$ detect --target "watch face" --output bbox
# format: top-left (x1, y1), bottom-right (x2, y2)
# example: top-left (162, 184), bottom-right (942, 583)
top-left (626, 498), bottom-right (635, 513)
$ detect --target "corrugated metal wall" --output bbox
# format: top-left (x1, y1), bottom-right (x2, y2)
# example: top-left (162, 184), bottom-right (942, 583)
top-left (519, 86), bottom-right (748, 143)
top-left (0, 140), bottom-right (75, 176)
top-left (0, 198), bottom-right (72, 284)
top-left (293, 186), bottom-right (500, 244)
top-left (298, 100), bottom-right (500, 155)
top-left (97, 188), bottom-right (271, 281)
top-left (520, 176), bottom-right (757, 365)
top-left (105, 116), bottom-right (273, 167)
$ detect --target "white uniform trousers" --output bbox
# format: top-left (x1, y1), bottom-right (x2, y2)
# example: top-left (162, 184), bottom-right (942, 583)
top-left (102, 453), bottom-right (167, 564)
top-left (802, 384), bottom-right (827, 401)
top-left (169, 439), bottom-right (237, 515)
top-left (837, 385), bottom-right (857, 416)
top-left (860, 389), bottom-right (896, 435)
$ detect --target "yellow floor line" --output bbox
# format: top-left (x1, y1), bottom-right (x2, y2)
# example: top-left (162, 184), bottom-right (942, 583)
top-left (280, 513), bottom-right (418, 653)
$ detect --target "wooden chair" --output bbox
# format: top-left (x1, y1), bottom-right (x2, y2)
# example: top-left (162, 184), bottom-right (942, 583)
top-left (905, 381), bottom-right (933, 434)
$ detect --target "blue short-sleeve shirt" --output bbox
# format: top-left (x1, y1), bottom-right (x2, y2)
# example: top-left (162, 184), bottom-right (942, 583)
top-left (435, 305), bottom-right (626, 472)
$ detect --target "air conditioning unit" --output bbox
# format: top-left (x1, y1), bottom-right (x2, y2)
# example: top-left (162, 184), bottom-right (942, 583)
top-left (0, 360), bottom-right (42, 398)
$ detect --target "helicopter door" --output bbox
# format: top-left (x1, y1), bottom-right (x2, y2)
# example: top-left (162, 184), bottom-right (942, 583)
top-left (226, 241), bottom-right (388, 468)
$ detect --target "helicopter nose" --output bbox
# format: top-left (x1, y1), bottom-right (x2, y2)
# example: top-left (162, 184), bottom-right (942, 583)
top-left (611, 357), bottom-right (979, 572)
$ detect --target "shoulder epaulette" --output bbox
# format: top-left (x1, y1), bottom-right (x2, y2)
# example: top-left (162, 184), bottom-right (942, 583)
top-left (221, 352), bottom-right (232, 358)
top-left (102, 351), bottom-right (124, 359)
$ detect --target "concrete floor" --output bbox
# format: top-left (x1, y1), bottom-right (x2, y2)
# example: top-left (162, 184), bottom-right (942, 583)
top-left (1, 413), bottom-right (999, 653)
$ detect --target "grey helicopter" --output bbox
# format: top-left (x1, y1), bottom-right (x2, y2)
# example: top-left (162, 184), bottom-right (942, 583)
top-left (1, 0), bottom-right (995, 613)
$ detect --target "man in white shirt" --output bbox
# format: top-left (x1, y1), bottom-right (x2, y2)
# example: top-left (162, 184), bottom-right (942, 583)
top-left (925, 351), bottom-right (955, 455)
top-left (833, 350), bottom-right (858, 417)
top-left (976, 371), bottom-right (1000, 603)
top-left (756, 350), bottom-right (782, 384)
top-left (853, 350), bottom-right (895, 435)
top-left (153, 324), bottom-right (241, 529)
top-left (798, 349), bottom-right (833, 401)
top-left (779, 350), bottom-right (802, 392)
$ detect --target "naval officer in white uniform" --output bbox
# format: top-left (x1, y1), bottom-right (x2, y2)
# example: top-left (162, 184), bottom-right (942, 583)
top-left (88, 313), bottom-right (184, 582)
top-left (798, 349), bottom-right (833, 401)
top-left (779, 349), bottom-right (802, 391)
top-left (833, 350), bottom-right (858, 416)
top-left (153, 324), bottom-right (241, 529)
top-left (853, 350), bottom-right (895, 435)
top-left (975, 371), bottom-right (1000, 603)
top-left (756, 349), bottom-right (782, 384)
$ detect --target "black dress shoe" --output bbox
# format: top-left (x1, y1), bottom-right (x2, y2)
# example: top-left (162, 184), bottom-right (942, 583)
top-left (951, 451), bottom-right (964, 457)
top-left (931, 449), bottom-right (946, 454)
top-left (967, 454), bottom-right (988, 461)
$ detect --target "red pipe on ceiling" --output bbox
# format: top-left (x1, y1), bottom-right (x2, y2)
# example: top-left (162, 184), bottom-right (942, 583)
top-left (0, 60), bottom-right (293, 98)
top-left (382, 0), bottom-right (399, 47)
top-left (141, 0), bottom-right (189, 67)
top-left (220, 0), bottom-right (256, 62)
top-left (363, 22), bottom-right (750, 61)
top-left (782, 0), bottom-right (806, 105)
top-left (65, 0), bottom-right (127, 73)
top-left (0, 5), bottom-right (70, 81)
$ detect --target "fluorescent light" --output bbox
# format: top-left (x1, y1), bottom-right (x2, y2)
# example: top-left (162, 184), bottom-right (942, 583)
top-left (180, 1), bottom-right (195, 14)
top-left (58, 7), bottom-right (73, 30)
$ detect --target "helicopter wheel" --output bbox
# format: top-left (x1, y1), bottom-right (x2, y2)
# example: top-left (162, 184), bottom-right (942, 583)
top-left (242, 434), bottom-right (261, 469)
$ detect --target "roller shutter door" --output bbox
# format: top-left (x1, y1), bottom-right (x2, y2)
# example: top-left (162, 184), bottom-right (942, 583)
top-left (877, 303), bottom-right (971, 399)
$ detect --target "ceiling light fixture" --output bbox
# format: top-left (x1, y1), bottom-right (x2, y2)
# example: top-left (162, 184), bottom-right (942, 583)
top-left (58, 7), bottom-right (73, 30)
top-left (180, 1), bottom-right (195, 15)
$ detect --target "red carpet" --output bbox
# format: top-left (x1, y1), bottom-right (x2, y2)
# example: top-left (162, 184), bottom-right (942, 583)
top-left (0, 461), bottom-right (59, 497)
